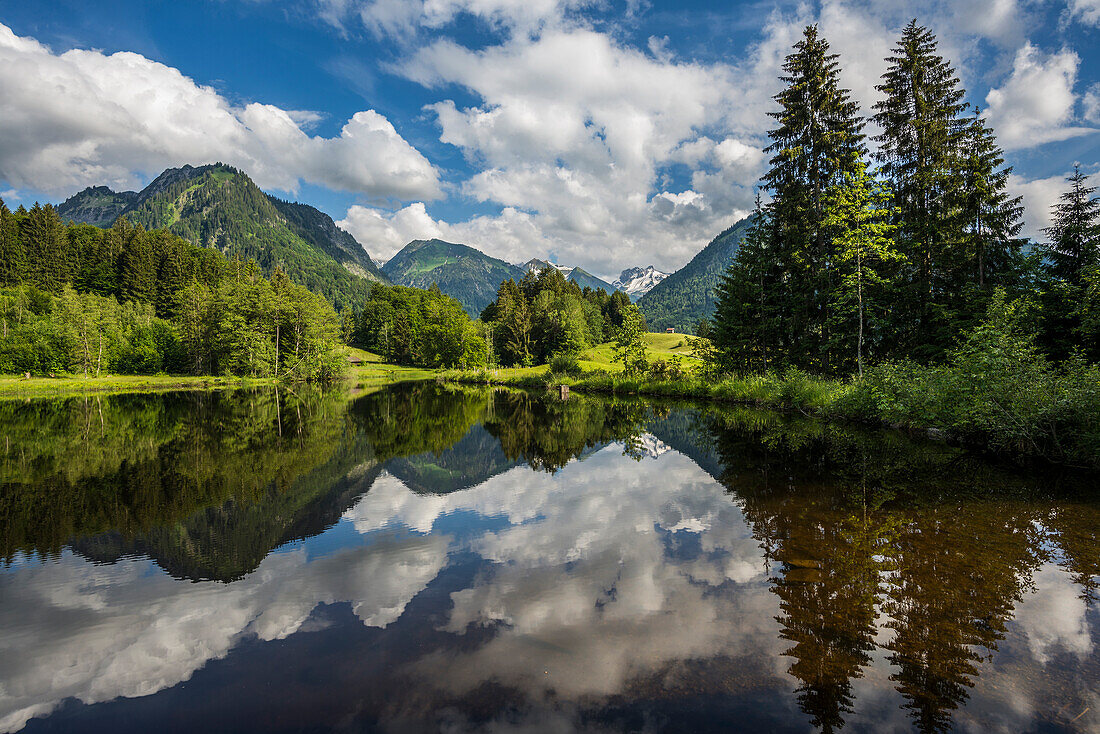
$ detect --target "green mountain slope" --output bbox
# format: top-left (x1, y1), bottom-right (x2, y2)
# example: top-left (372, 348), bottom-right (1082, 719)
top-left (637, 215), bottom-right (754, 332)
top-left (383, 239), bottom-right (525, 316)
top-left (566, 266), bottom-right (617, 294)
top-left (57, 164), bottom-right (386, 311)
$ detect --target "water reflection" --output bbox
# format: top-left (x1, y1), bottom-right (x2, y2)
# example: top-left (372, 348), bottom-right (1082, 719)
top-left (0, 384), bottom-right (1097, 733)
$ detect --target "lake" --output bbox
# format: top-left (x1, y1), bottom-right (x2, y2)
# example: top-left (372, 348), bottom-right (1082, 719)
top-left (1, 384), bottom-right (1097, 733)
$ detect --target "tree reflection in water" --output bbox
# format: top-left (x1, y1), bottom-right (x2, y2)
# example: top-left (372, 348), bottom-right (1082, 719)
top-left (0, 384), bottom-right (1097, 733)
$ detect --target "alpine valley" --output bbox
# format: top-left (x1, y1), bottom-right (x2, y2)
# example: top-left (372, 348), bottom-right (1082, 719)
top-left (56, 161), bottom-right (753, 331)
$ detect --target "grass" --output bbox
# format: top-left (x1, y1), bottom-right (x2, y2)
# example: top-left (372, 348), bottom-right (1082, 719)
top-left (577, 332), bottom-right (706, 372)
top-left (0, 347), bottom-right (440, 400)
top-left (342, 345), bottom-right (442, 390)
top-left (0, 374), bottom-right (278, 399)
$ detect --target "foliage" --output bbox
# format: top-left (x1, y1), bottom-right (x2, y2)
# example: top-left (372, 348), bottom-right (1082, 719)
top-left (611, 305), bottom-right (649, 376)
top-left (548, 352), bottom-right (583, 377)
top-left (481, 265), bottom-right (642, 366)
top-left (350, 281), bottom-right (487, 369)
top-left (0, 197), bottom-right (346, 380)
top-left (821, 165), bottom-right (903, 375)
top-left (850, 290), bottom-right (1100, 465)
top-left (0, 285), bottom-right (182, 376)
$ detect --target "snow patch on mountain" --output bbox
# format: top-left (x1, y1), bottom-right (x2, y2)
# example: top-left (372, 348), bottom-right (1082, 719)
top-left (613, 266), bottom-right (669, 300)
top-left (521, 258), bottom-right (573, 277)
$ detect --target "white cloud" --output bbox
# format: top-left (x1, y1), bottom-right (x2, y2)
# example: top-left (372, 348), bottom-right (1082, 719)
top-left (1009, 171), bottom-right (1067, 240)
top-left (1067, 0), bottom-right (1100, 26)
top-left (374, 28), bottom-right (759, 275)
top-left (1084, 83), bottom-right (1100, 124)
top-left (317, 0), bottom-right (596, 38)
top-left (1013, 563), bottom-right (1093, 665)
top-left (984, 43), bottom-right (1098, 150)
top-left (0, 23), bottom-right (441, 199)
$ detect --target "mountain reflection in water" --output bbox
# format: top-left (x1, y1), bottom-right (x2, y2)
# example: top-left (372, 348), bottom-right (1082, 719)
top-left (0, 384), bottom-right (1097, 733)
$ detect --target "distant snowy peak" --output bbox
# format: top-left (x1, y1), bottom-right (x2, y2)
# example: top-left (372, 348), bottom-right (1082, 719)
top-left (521, 258), bottom-right (572, 277)
top-left (613, 265), bottom-right (669, 299)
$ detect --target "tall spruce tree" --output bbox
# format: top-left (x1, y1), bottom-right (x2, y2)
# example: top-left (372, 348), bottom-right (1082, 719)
top-left (1042, 164), bottom-right (1100, 285)
top-left (0, 199), bottom-right (27, 286)
top-left (767, 25), bottom-right (866, 370)
top-left (957, 110), bottom-right (1025, 294)
top-left (20, 203), bottom-right (70, 292)
top-left (872, 21), bottom-right (969, 356)
top-left (712, 201), bottom-right (779, 372)
top-left (713, 25), bottom-right (865, 372)
top-left (1041, 164), bottom-right (1100, 360)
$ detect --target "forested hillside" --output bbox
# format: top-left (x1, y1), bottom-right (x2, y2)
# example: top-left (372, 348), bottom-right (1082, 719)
top-left (0, 200), bottom-right (343, 379)
top-left (58, 164), bottom-right (386, 311)
top-left (382, 239), bottom-right (525, 316)
top-left (637, 216), bottom-right (753, 332)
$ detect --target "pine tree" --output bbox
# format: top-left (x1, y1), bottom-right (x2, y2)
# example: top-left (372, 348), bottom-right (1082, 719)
top-left (20, 203), bottom-right (70, 292)
top-left (1040, 164), bottom-right (1100, 361)
top-left (712, 26), bottom-right (866, 373)
top-left (1042, 164), bottom-right (1100, 285)
top-left (872, 20), bottom-right (969, 354)
top-left (0, 199), bottom-right (27, 286)
top-left (712, 203), bottom-right (780, 372)
top-left (957, 110), bottom-right (1025, 293)
top-left (118, 227), bottom-right (157, 304)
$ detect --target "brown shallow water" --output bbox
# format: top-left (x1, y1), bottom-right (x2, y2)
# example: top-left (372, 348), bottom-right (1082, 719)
top-left (1, 384), bottom-right (1097, 733)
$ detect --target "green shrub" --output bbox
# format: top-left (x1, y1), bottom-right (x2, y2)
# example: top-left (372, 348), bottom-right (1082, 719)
top-left (549, 352), bottom-right (583, 377)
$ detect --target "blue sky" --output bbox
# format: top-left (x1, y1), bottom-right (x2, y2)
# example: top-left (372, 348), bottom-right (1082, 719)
top-left (1, 0), bottom-right (1098, 280)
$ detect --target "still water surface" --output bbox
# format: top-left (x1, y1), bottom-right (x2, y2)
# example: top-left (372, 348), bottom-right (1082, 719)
top-left (1, 384), bottom-right (1098, 733)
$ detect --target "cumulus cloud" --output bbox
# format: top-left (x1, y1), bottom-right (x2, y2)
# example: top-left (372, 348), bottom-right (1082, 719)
top-left (984, 43), bottom-right (1098, 150)
top-left (0, 23), bottom-right (441, 199)
top-left (1067, 0), bottom-right (1100, 26)
top-left (351, 28), bottom-right (759, 274)
top-left (339, 0), bottom-right (1071, 276)
top-left (1084, 83), bottom-right (1100, 124)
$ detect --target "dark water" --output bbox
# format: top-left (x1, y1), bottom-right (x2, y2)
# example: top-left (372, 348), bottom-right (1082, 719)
top-left (1, 384), bottom-right (1097, 734)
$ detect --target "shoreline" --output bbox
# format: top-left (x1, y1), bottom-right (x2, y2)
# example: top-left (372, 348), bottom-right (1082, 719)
top-left (438, 367), bottom-right (1099, 470)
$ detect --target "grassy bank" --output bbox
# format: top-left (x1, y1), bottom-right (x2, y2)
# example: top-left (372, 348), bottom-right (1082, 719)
top-left (345, 346), bottom-right (441, 390)
top-left (0, 373), bottom-right (280, 398)
top-left (442, 361), bottom-right (1100, 468)
top-left (0, 346), bottom-right (439, 399)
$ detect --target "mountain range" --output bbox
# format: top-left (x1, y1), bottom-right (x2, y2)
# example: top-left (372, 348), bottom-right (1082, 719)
top-left (58, 163), bottom-right (386, 311)
top-left (636, 215), bottom-right (754, 332)
top-left (54, 162), bottom-right (749, 330)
